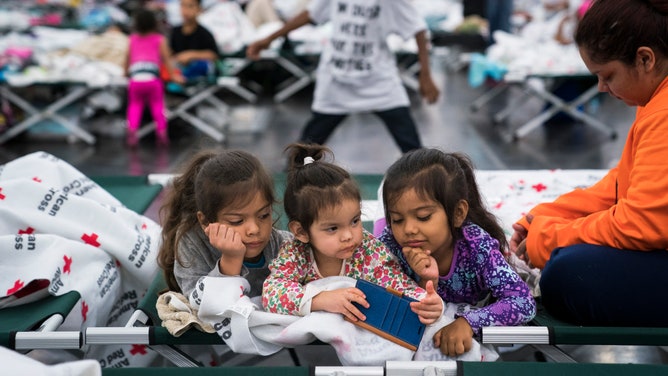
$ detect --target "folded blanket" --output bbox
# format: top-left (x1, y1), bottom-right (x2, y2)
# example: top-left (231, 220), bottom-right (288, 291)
top-left (193, 275), bottom-right (499, 366)
top-left (157, 291), bottom-right (215, 336)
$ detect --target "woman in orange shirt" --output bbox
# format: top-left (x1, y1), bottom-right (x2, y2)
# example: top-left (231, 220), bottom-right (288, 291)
top-left (510, 0), bottom-right (668, 326)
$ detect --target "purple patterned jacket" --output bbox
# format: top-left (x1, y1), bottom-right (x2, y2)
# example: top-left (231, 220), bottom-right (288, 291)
top-left (378, 221), bottom-right (536, 335)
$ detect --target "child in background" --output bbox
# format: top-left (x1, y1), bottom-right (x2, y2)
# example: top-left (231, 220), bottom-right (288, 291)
top-left (157, 149), bottom-right (292, 300)
top-left (124, 8), bottom-right (182, 147)
top-left (378, 149), bottom-right (536, 357)
top-left (169, 0), bottom-right (219, 81)
top-left (263, 143), bottom-right (443, 325)
top-left (246, 0), bottom-right (439, 154)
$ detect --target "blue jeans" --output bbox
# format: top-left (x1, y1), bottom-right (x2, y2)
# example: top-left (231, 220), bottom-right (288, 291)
top-left (300, 107), bottom-right (422, 153)
top-left (540, 244), bottom-right (668, 326)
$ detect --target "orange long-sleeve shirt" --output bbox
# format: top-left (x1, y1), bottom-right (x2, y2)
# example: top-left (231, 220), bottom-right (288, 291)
top-left (517, 76), bottom-right (668, 268)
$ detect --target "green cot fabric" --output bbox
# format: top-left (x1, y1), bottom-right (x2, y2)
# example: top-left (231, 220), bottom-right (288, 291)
top-left (139, 272), bottom-right (224, 345)
top-left (102, 366), bottom-right (310, 376)
top-left (92, 176), bottom-right (163, 214)
top-left (533, 300), bottom-right (668, 345)
top-left (137, 270), bottom-right (169, 324)
top-left (460, 361), bottom-right (668, 376)
top-left (0, 290), bottom-right (80, 347)
top-left (150, 326), bottom-right (224, 346)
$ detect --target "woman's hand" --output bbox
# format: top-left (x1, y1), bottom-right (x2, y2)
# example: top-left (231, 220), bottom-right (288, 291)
top-left (410, 280), bottom-right (443, 325)
top-left (311, 288), bottom-right (369, 322)
top-left (509, 214), bottom-right (534, 265)
top-left (515, 238), bottom-right (534, 267)
top-left (508, 222), bottom-right (527, 255)
top-left (509, 214), bottom-right (533, 254)
top-left (403, 247), bottom-right (439, 285)
top-left (433, 317), bottom-right (474, 357)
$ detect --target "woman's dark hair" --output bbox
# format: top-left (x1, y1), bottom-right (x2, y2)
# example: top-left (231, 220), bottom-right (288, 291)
top-left (382, 149), bottom-right (507, 253)
top-left (157, 149), bottom-right (275, 292)
top-left (575, 0), bottom-right (668, 65)
top-left (283, 143), bottom-right (361, 233)
top-left (133, 8), bottom-right (158, 35)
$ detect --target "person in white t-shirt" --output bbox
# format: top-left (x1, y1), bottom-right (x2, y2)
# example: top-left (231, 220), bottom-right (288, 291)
top-left (246, 0), bottom-right (439, 153)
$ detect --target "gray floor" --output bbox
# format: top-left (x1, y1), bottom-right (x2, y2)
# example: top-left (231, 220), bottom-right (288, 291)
top-left (2, 54), bottom-right (665, 366)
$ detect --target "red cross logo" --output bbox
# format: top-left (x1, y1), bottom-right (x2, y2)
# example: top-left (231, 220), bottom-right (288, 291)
top-left (532, 183), bottom-right (547, 193)
top-left (0, 187), bottom-right (5, 200)
top-left (494, 202), bottom-right (504, 209)
top-left (32, 177), bottom-right (42, 183)
top-left (130, 344), bottom-right (148, 356)
top-left (81, 301), bottom-right (89, 322)
top-left (18, 227), bottom-right (34, 235)
top-left (63, 255), bottom-right (73, 274)
top-left (141, 223), bottom-right (147, 230)
top-left (81, 233), bottom-right (101, 247)
top-left (6, 279), bottom-right (24, 295)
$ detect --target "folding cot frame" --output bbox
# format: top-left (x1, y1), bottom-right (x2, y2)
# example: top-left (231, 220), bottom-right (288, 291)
top-left (88, 274), bottom-right (668, 371)
top-left (243, 28), bottom-right (487, 104)
top-left (255, 48), bottom-right (318, 104)
top-left (0, 82), bottom-right (97, 145)
top-left (238, 47), bottom-right (430, 104)
top-left (1, 290), bottom-right (83, 352)
top-left (0, 32), bottom-right (476, 146)
top-left (97, 361), bottom-right (668, 375)
top-left (481, 299), bottom-right (668, 363)
top-left (87, 269), bottom-right (304, 368)
top-left (136, 74), bottom-right (258, 143)
top-left (0, 70), bottom-right (258, 146)
top-left (470, 73), bottom-right (618, 141)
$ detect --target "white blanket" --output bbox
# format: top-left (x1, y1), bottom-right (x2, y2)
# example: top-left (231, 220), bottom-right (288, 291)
top-left (194, 275), bottom-right (499, 366)
top-left (0, 346), bottom-right (101, 376)
top-left (0, 152), bottom-right (162, 368)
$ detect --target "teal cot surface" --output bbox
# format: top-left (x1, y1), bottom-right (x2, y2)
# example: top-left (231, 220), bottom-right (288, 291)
top-left (98, 362), bottom-right (668, 375)
top-left (91, 175), bottom-right (164, 215)
top-left (134, 270), bottom-right (225, 347)
top-left (459, 361), bottom-right (668, 376)
top-left (103, 366), bottom-right (310, 376)
top-left (0, 290), bottom-right (81, 349)
top-left (532, 299), bottom-right (668, 346)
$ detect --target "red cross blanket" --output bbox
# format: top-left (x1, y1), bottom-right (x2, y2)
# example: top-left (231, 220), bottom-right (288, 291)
top-left (0, 152), bottom-right (162, 368)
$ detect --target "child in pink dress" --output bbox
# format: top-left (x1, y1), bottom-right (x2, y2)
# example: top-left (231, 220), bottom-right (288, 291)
top-left (124, 9), bottom-right (183, 147)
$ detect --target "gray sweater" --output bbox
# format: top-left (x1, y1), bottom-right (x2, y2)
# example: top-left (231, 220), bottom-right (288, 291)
top-left (173, 227), bottom-right (292, 298)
